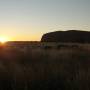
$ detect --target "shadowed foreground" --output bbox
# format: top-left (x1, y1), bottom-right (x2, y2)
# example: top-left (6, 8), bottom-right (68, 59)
top-left (0, 45), bottom-right (90, 90)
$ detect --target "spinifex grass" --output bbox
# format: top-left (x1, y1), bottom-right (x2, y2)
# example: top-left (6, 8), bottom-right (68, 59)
top-left (0, 45), bottom-right (90, 90)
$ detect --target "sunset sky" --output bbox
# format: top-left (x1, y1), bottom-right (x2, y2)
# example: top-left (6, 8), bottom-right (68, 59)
top-left (0, 0), bottom-right (90, 41)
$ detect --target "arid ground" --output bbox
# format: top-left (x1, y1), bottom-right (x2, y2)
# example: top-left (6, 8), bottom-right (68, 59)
top-left (0, 42), bottom-right (90, 90)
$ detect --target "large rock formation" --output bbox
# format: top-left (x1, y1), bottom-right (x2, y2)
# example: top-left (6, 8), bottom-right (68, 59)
top-left (41, 30), bottom-right (90, 43)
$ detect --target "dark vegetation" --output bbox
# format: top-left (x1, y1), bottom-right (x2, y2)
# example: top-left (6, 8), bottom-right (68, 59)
top-left (41, 30), bottom-right (90, 43)
top-left (0, 44), bottom-right (90, 90)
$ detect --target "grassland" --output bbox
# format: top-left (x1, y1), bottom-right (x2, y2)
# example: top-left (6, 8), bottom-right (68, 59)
top-left (0, 43), bottom-right (90, 90)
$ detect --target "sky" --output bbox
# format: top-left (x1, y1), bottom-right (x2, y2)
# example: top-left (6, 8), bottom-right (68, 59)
top-left (0, 0), bottom-right (90, 41)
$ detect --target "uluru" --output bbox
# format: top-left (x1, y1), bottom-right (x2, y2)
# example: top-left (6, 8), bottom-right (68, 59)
top-left (41, 30), bottom-right (90, 43)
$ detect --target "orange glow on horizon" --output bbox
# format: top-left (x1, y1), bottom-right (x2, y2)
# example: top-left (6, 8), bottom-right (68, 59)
top-left (0, 34), bottom-right (40, 42)
top-left (0, 36), bottom-right (11, 44)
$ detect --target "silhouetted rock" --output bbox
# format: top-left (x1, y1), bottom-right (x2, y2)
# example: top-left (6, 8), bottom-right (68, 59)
top-left (41, 30), bottom-right (90, 43)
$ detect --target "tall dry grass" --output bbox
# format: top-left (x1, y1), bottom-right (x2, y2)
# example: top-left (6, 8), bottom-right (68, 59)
top-left (0, 45), bottom-right (90, 90)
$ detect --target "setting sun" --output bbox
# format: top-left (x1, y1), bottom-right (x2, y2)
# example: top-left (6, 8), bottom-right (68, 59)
top-left (0, 36), bottom-right (10, 43)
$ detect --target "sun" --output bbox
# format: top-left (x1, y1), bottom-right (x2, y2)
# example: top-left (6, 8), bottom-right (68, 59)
top-left (0, 36), bottom-right (10, 44)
